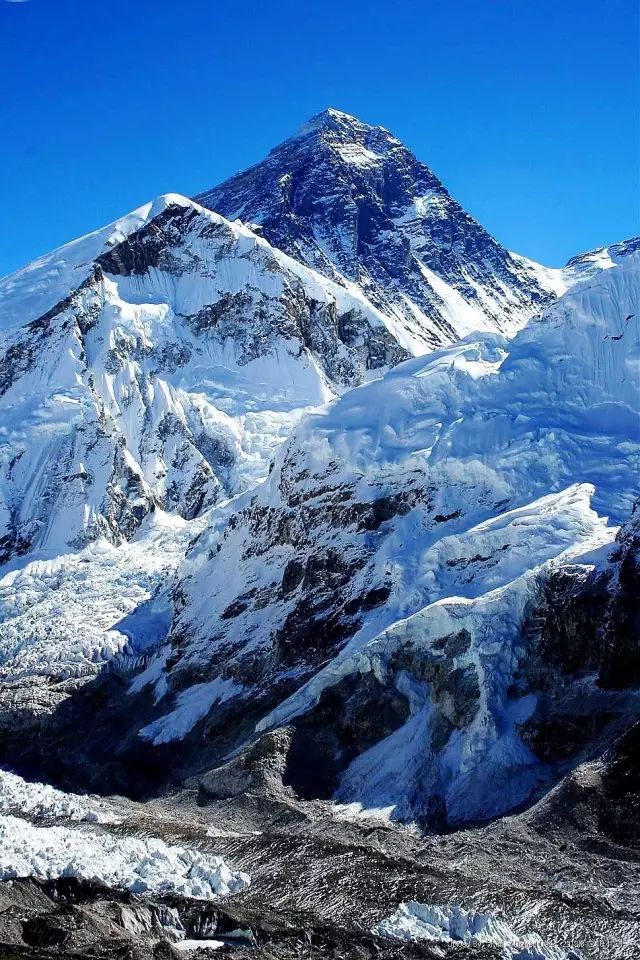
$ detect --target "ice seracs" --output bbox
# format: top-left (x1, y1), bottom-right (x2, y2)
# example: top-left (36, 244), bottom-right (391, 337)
top-left (0, 109), bottom-right (638, 960)
top-left (0, 814), bottom-right (250, 899)
top-left (0, 508), bottom-right (200, 681)
top-left (374, 901), bottom-right (581, 959)
top-left (0, 768), bottom-right (118, 823)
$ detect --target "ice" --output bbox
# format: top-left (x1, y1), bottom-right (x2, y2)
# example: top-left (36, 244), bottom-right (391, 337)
top-left (0, 814), bottom-right (250, 899)
top-left (271, 242), bottom-right (639, 522)
top-left (0, 196), bottom-right (187, 339)
top-left (0, 509), bottom-right (202, 680)
top-left (256, 486), bottom-right (615, 824)
top-left (375, 901), bottom-right (580, 959)
top-left (0, 768), bottom-right (118, 824)
top-left (139, 676), bottom-right (243, 745)
top-left (174, 941), bottom-right (224, 953)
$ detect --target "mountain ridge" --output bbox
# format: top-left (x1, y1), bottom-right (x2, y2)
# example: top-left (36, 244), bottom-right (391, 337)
top-left (197, 108), bottom-right (566, 349)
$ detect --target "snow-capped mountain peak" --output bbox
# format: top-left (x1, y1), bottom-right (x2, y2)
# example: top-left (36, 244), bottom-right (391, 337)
top-left (288, 106), bottom-right (401, 152)
top-left (197, 110), bottom-right (563, 350)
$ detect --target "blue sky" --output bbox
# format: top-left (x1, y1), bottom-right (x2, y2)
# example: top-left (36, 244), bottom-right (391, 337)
top-left (0, 0), bottom-right (637, 276)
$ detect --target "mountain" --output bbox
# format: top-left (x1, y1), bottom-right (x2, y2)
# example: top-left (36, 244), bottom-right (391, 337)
top-left (0, 111), bottom-right (639, 960)
top-left (198, 108), bottom-right (565, 349)
top-left (0, 111), bottom-right (573, 683)
top-left (0, 111), bottom-right (637, 817)
top-left (124, 237), bottom-right (640, 827)
top-left (0, 111), bottom-right (570, 573)
top-left (0, 193), bottom-right (409, 567)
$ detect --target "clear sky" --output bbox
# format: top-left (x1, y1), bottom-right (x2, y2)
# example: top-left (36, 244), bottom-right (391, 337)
top-left (0, 0), bottom-right (637, 277)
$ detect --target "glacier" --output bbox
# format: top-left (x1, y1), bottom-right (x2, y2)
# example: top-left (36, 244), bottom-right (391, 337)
top-left (0, 814), bottom-right (250, 900)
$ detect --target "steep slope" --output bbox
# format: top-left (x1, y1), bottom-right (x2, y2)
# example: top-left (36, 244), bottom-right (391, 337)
top-left (0, 193), bottom-right (409, 568)
top-left (131, 238), bottom-right (640, 826)
top-left (198, 108), bottom-right (565, 350)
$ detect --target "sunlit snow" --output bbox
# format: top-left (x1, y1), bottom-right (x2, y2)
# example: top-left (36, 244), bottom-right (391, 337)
top-left (0, 814), bottom-right (250, 899)
top-left (375, 901), bottom-right (579, 959)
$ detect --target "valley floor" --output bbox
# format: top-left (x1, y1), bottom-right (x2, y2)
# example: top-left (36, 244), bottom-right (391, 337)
top-left (0, 755), bottom-right (638, 959)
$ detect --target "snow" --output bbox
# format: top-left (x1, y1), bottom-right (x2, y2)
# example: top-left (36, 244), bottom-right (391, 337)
top-left (0, 768), bottom-right (118, 824)
top-left (174, 940), bottom-right (224, 952)
top-left (0, 509), bottom-right (201, 680)
top-left (417, 261), bottom-right (505, 338)
top-left (0, 195), bottom-right (191, 339)
top-left (288, 107), bottom-right (389, 143)
top-left (268, 247), bottom-right (640, 522)
top-left (374, 901), bottom-right (579, 959)
top-left (1, 109), bottom-right (638, 840)
top-left (335, 143), bottom-right (385, 167)
top-left (509, 252), bottom-right (569, 298)
top-left (0, 814), bottom-right (250, 899)
top-left (565, 236), bottom-right (640, 284)
top-left (139, 676), bottom-right (243, 745)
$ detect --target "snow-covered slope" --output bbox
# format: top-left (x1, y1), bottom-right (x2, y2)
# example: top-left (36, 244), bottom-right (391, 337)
top-left (0, 193), bottom-right (411, 567)
top-left (198, 109), bottom-right (565, 350)
top-left (140, 239), bottom-right (639, 825)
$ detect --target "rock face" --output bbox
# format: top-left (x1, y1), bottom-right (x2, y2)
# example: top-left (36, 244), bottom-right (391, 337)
top-left (198, 108), bottom-right (564, 349)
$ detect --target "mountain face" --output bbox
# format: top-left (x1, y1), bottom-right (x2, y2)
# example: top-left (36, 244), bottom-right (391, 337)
top-left (198, 108), bottom-right (564, 350)
top-left (0, 194), bottom-right (408, 565)
top-left (126, 240), bottom-right (640, 827)
top-left (0, 110), bottom-right (639, 960)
